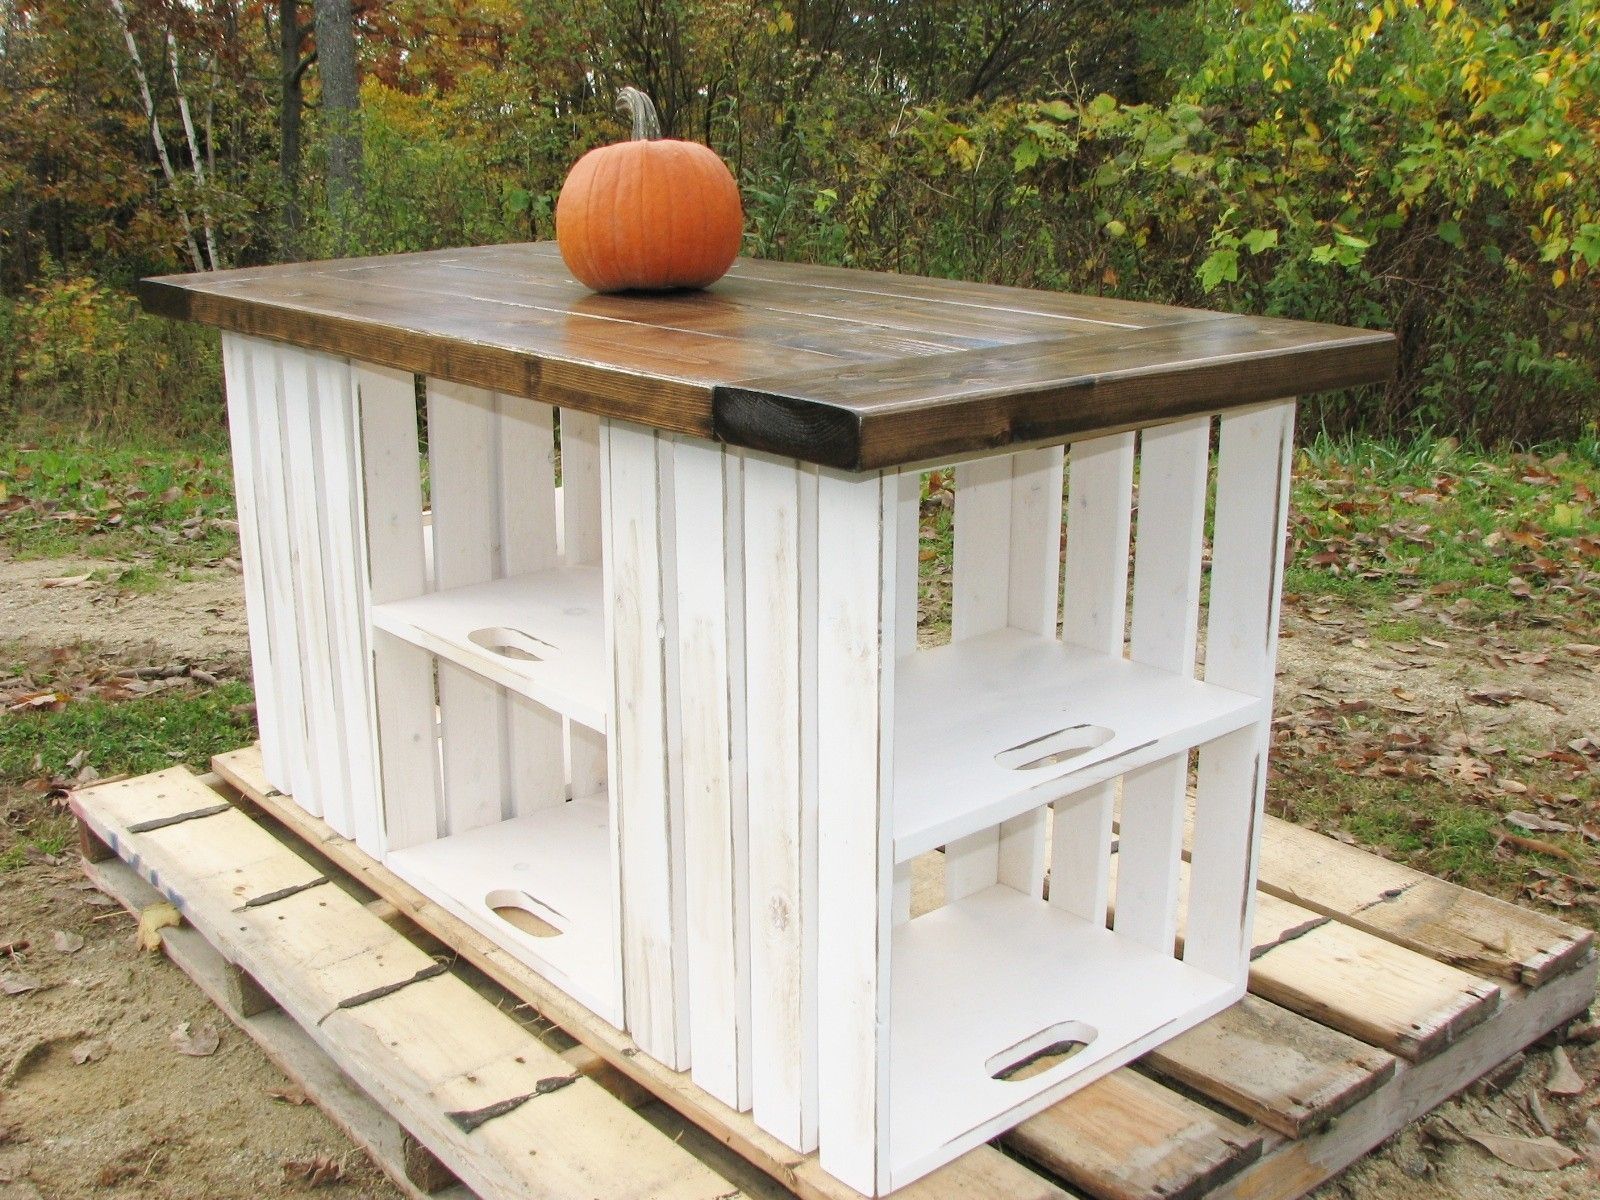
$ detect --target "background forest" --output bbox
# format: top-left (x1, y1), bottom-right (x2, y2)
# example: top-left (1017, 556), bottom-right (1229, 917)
top-left (1, 0), bottom-right (1597, 444)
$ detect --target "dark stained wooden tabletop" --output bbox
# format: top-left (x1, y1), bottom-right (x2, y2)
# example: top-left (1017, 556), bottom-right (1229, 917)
top-left (140, 241), bottom-right (1395, 470)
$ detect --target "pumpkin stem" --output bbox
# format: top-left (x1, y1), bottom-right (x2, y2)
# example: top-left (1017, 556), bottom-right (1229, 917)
top-left (616, 86), bottom-right (661, 141)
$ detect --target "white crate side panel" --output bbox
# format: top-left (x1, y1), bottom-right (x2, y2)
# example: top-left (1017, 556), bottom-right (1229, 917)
top-left (355, 364), bottom-right (441, 852)
top-left (673, 437), bottom-right (752, 1110)
top-left (603, 419), bottom-right (688, 1068)
top-left (1186, 400), bottom-right (1296, 983)
top-left (814, 468), bottom-right (897, 1196)
top-left (218, 335), bottom-right (287, 790)
top-left (741, 451), bottom-right (820, 1150)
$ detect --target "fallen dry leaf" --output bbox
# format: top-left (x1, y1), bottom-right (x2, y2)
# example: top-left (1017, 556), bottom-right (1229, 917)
top-left (51, 929), bottom-right (85, 955)
top-left (268, 1087), bottom-right (311, 1107)
top-left (39, 572), bottom-right (92, 588)
top-left (170, 1020), bottom-right (220, 1057)
top-left (1, 971), bottom-right (43, 996)
top-left (282, 1153), bottom-right (345, 1188)
top-left (137, 902), bottom-right (180, 951)
top-left (71, 1039), bottom-right (107, 1065)
top-left (1507, 811), bottom-right (1578, 835)
top-left (1547, 1046), bottom-right (1585, 1097)
top-left (1462, 1129), bottom-right (1580, 1171)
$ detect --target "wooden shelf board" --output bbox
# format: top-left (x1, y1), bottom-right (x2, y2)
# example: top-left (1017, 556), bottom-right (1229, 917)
top-left (386, 794), bottom-right (621, 1026)
top-left (893, 629), bottom-right (1265, 860)
top-left (887, 883), bottom-right (1237, 1186)
top-left (370, 564), bottom-right (608, 731)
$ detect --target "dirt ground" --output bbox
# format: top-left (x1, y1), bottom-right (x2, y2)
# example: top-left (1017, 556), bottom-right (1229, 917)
top-left (3, 557), bottom-right (1598, 1199)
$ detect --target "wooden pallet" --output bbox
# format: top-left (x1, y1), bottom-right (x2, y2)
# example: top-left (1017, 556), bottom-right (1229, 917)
top-left (73, 752), bottom-right (1595, 1200)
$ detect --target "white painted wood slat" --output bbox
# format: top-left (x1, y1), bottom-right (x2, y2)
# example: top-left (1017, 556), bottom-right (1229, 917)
top-left (1049, 432), bottom-right (1135, 924)
top-left (1115, 417), bottom-right (1211, 955)
top-left (497, 392), bottom-right (565, 817)
top-left (603, 419), bottom-right (688, 1069)
top-left (814, 467), bottom-right (896, 1196)
top-left (1187, 400), bottom-right (1296, 983)
top-left (426, 378), bottom-right (508, 836)
top-left (356, 363), bottom-right (440, 852)
top-left (741, 451), bottom-right (819, 1149)
top-left (673, 437), bottom-right (751, 1110)
top-left (308, 352), bottom-right (384, 852)
top-left (561, 409), bottom-right (609, 799)
top-left (242, 338), bottom-right (318, 815)
top-left (218, 335), bottom-right (286, 789)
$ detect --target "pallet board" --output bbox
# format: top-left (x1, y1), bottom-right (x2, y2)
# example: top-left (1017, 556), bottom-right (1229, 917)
top-left (65, 745), bottom-right (1567, 1200)
top-left (72, 768), bottom-right (739, 1200)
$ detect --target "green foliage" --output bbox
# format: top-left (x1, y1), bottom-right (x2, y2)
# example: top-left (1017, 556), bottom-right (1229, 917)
top-left (1, 274), bottom-right (223, 442)
top-left (2, 0), bottom-right (1596, 444)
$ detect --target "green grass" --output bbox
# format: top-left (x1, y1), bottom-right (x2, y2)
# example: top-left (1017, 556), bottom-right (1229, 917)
top-left (0, 439), bottom-right (237, 566)
top-left (0, 681), bottom-right (257, 872)
top-left (1286, 434), bottom-right (1600, 624)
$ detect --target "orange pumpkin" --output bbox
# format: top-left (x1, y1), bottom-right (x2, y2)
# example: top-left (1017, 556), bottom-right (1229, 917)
top-left (556, 88), bottom-right (744, 293)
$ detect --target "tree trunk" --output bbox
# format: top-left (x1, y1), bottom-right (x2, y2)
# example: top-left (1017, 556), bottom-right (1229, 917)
top-left (311, 0), bottom-right (361, 245)
top-left (279, 0), bottom-right (304, 258)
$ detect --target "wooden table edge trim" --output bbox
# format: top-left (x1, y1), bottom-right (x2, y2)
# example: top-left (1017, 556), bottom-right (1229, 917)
top-left (714, 328), bottom-right (1397, 470)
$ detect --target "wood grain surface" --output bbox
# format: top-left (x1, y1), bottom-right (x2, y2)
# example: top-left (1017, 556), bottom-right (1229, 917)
top-left (141, 242), bottom-right (1395, 468)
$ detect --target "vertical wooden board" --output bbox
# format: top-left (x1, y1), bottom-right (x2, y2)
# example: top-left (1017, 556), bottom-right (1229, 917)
top-left (741, 451), bottom-right (817, 1148)
top-left (1050, 432), bottom-right (1134, 924)
top-left (498, 392), bottom-right (564, 816)
top-left (603, 419), bottom-right (688, 1069)
top-left (356, 364), bottom-right (440, 852)
top-left (309, 352), bottom-right (385, 853)
top-left (1115, 418), bottom-right (1210, 955)
top-left (894, 470), bottom-right (921, 661)
top-left (243, 337), bottom-right (318, 814)
top-left (674, 437), bottom-right (751, 1111)
top-left (219, 336), bottom-right (285, 788)
top-left (998, 446), bottom-right (1064, 897)
top-left (426, 378), bottom-right (507, 836)
top-left (946, 455), bottom-right (1012, 903)
top-left (892, 470), bottom-right (921, 926)
top-left (280, 347), bottom-right (348, 829)
top-left (560, 408), bottom-right (608, 796)
top-left (1006, 446), bottom-right (1066, 639)
top-left (1186, 401), bottom-right (1294, 983)
top-left (815, 468), bottom-right (895, 1197)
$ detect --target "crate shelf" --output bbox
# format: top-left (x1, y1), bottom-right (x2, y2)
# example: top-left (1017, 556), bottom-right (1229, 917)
top-left (370, 565), bottom-right (608, 733)
top-left (888, 883), bottom-right (1238, 1182)
top-left (892, 629), bottom-right (1266, 861)
top-left (385, 793), bottom-right (621, 1025)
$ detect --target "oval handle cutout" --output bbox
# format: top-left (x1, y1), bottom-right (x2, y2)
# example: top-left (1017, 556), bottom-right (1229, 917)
top-left (486, 889), bottom-right (566, 938)
top-left (469, 627), bottom-right (557, 662)
top-left (986, 1020), bottom-right (1098, 1082)
top-left (994, 724), bottom-right (1115, 772)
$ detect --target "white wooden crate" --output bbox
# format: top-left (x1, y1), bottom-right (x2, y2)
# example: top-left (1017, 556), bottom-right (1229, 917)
top-left (220, 335), bottom-right (689, 1067)
top-left (695, 404), bottom-right (1298, 1192)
